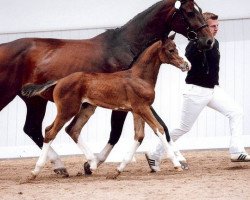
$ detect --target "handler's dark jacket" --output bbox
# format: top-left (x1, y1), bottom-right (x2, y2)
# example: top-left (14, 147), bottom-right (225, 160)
top-left (185, 39), bottom-right (220, 88)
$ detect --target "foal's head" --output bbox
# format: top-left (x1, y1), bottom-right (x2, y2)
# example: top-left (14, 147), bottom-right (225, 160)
top-left (159, 34), bottom-right (191, 72)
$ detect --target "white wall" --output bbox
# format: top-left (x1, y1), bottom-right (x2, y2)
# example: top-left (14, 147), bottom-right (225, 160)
top-left (1, 0), bottom-right (250, 34)
top-left (0, 1), bottom-right (250, 160)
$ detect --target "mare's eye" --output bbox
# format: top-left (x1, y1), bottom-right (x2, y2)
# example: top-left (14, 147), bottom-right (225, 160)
top-left (187, 12), bottom-right (195, 18)
top-left (169, 49), bottom-right (175, 53)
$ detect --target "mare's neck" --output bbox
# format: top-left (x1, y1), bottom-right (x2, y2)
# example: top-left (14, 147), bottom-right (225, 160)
top-left (131, 42), bottom-right (162, 87)
top-left (116, 1), bottom-right (172, 56)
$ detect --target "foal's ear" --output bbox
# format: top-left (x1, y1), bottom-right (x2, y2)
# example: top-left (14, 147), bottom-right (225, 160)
top-left (158, 40), bottom-right (163, 46)
top-left (168, 33), bottom-right (176, 40)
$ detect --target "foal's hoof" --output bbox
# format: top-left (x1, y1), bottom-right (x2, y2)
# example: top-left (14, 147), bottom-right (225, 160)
top-left (180, 161), bottom-right (189, 170)
top-left (84, 162), bottom-right (92, 175)
top-left (106, 170), bottom-right (121, 180)
top-left (54, 168), bottom-right (69, 177)
top-left (174, 166), bottom-right (183, 172)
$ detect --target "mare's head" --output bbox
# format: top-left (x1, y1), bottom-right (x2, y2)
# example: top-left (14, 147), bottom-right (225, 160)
top-left (159, 34), bottom-right (191, 72)
top-left (167, 0), bottom-right (214, 50)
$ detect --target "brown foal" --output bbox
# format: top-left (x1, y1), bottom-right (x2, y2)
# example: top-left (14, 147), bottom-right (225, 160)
top-left (22, 34), bottom-right (191, 179)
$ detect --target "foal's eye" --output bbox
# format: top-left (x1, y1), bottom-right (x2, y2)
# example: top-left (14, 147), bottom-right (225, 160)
top-left (169, 49), bottom-right (175, 53)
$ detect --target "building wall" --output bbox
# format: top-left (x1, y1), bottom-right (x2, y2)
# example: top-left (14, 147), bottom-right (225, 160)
top-left (1, 0), bottom-right (250, 34)
top-left (0, 1), bottom-right (250, 160)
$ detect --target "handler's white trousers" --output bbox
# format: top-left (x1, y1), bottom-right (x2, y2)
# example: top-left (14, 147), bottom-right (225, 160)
top-left (153, 84), bottom-right (246, 158)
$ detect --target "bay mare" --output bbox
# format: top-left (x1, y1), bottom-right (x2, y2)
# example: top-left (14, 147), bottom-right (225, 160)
top-left (0, 0), bottom-right (212, 176)
top-left (22, 35), bottom-right (191, 179)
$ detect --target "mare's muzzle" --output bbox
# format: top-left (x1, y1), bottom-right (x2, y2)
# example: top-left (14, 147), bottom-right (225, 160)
top-left (196, 37), bottom-right (214, 50)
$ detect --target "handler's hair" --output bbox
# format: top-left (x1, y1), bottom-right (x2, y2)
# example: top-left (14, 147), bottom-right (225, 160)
top-left (203, 12), bottom-right (218, 22)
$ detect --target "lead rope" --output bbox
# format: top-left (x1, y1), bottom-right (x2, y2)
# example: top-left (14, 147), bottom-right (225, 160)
top-left (203, 51), bottom-right (209, 74)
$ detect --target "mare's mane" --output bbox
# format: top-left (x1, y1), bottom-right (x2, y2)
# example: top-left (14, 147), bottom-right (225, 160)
top-left (102, 1), bottom-right (169, 49)
top-left (99, 1), bottom-right (170, 70)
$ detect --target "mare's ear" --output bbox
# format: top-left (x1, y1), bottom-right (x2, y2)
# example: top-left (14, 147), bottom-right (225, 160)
top-left (168, 33), bottom-right (176, 40)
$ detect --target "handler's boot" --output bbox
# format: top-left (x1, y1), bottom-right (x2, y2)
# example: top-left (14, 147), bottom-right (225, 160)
top-left (145, 152), bottom-right (161, 172)
top-left (231, 152), bottom-right (250, 162)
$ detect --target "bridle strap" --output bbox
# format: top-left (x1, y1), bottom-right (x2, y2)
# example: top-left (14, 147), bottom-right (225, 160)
top-left (195, 24), bottom-right (208, 32)
top-left (172, 0), bottom-right (208, 40)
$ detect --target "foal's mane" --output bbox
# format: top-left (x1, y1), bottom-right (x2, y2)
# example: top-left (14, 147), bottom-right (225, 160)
top-left (132, 41), bottom-right (163, 67)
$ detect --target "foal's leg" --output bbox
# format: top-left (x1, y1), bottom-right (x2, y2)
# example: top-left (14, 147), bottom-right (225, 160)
top-left (31, 100), bottom-right (82, 179)
top-left (107, 113), bottom-right (145, 179)
top-left (150, 106), bottom-right (188, 169)
top-left (65, 104), bottom-right (98, 173)
top-left (31, 117), bottom-right (68, 178)
top-left (21, 96), bottom-right (68, 176)
top-left (139, 107), bottom-right (182, 171)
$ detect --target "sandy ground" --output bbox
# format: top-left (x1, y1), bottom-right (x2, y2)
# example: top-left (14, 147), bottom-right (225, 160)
top-left (0, 149), bottom-right (250, 200)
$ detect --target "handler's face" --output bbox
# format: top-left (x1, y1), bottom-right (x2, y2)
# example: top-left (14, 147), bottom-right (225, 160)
top-left (207, 19), bottom-right (219, 37)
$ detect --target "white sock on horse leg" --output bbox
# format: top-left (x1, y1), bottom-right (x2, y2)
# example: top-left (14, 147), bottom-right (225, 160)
top-left (47, 146), bottom-right (65, 169)
top-left (169, 140), bottom-right (186, 161)
top-left (96, 143), bottom-right (113, 164)
top-left (157, 132), bottom-right (181, 168)
top-left (117, 140), bottom-right (140, 172)
top-left (77, 136), bottom-right (97, 170)
top-left (32, 141), bottom-right (52, 176)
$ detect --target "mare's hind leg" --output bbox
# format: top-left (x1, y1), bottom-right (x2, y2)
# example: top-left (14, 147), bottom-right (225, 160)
top-left (138, 107), bottom-right (182, 171)
top-left (107, 113), bottom-right (145, 179)
top-left (0, 92), bottom-right (16, 111)
top-left (65, 104), bottom-right (98, 174)
top-left (150, 106), bottom-right (188, 169)
top-left (21, 96), bottom-right (69, 177)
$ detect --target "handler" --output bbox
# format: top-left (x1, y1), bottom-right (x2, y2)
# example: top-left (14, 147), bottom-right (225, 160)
top-left (146, 12), bottom-right (250, 172)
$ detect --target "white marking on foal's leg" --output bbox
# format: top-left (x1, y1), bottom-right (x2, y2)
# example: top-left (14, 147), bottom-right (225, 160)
top-left (117, 140), bottom-right (140, 172)
top-left (96, 143), bottom-right (113, 166)
top-left (47, 146), bottom-right (65, 169)
top-left (77, 136), bottom-right (97, 170)
top-left (157, 131), bottom-right (181, 169)
top-left (32, 141), bottom-right (53, 176)
top-left (169, 140), bottom-right (186, 162)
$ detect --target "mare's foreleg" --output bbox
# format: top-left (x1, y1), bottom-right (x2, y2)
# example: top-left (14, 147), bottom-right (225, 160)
top-left (150, 106), bottom-right (170, 142)
top-left (140, 107), bottom-right (182, 171)
top-left (107, 114), bottom-right (145, 179)
top-left (21, 96), bottom-right (68, 176)
top-left (65, 104), bottom-right (98, 173)
top-left (96, 111), bottom-right (128, 164)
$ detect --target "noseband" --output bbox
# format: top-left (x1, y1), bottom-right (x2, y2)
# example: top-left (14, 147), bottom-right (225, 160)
top-left (172, 0), bottom-right (208, 40)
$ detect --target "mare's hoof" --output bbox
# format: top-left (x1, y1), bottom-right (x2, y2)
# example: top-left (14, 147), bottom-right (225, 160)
top-left (106, 170), bottom-right (121, 180)
top-left (174, 166), bottom-right (183, 172)
top-left (54, 168), bottom-right (69, 177)
top-left (76, 171), bottom-right (84, 176)
top-left (19, 173), bottom-right (36, 184)
top-left (84, 162), bottom-right (92, 175)
top-left (180, 161), bottom-right (189, 170)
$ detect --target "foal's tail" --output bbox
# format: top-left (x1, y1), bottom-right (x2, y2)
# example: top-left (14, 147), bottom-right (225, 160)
top-left (21, 80), bottom-right (57, 97)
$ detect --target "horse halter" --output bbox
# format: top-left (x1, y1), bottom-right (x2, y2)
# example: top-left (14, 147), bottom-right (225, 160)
top-left (173, 0), bottom-right (208, 41)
